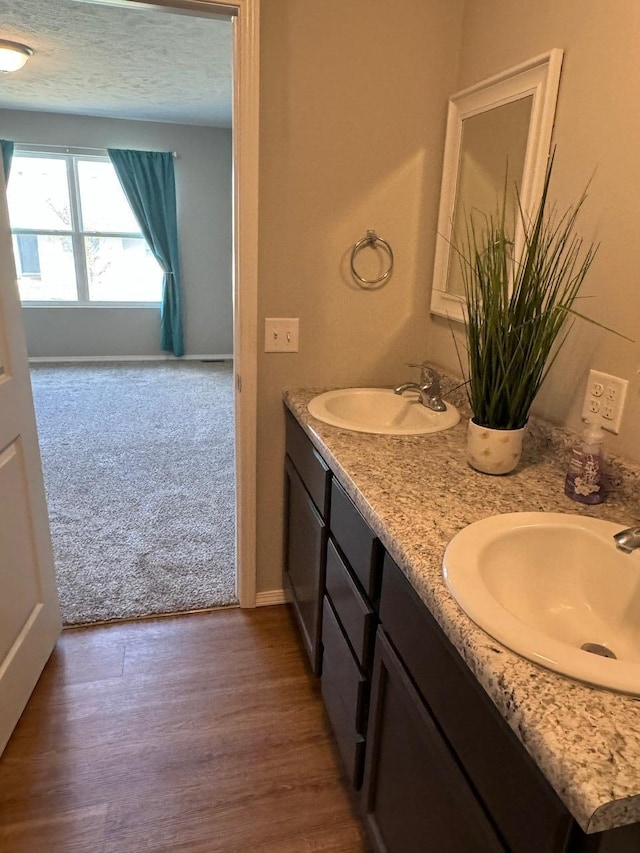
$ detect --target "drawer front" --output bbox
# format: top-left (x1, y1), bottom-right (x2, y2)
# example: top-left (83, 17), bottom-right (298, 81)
top-left (321, 596), bottom-right (368, 788)
top-left (322, 670), bottom-right (366, 789)
top-left (380, 554), bottom-right (573, 853)
top-left (325, 539), bottom-right (375, 670)
top-left (285, 411), bottom-right (331, 517)
top-left (330, 479), bottom-right (381, 601)
top-left (321, 596), bottom-right (368, 733)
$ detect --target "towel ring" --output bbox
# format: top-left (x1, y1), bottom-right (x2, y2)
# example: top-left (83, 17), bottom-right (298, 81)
top-left (350, 229), bottom-right (394, 286)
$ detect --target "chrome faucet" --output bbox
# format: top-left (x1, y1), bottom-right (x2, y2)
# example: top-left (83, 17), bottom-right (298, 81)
top-left (613, 526), bottom-right (640, 554)
top-left (394, 364), bottom-right (447, 412)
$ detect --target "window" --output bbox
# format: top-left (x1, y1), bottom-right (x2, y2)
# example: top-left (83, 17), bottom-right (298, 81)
top-left (7, 149), bottom-right (163, 304)
top-left (16, 234), bottom-right (41, 277)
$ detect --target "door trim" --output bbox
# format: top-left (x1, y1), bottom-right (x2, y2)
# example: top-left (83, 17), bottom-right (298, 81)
top-left (228, 0), bottom-right (259, 607)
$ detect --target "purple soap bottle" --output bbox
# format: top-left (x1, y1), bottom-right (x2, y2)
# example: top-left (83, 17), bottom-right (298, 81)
top-left (564, 421), bottom-right (606, 505)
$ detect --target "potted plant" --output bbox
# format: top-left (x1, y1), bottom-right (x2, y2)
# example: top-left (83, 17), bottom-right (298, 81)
top-left (454, 157), bottom-right (601, 474)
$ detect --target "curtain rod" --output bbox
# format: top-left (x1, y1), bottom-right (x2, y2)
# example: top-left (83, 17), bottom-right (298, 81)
top-left (15, 143), bottom-right (178, 158)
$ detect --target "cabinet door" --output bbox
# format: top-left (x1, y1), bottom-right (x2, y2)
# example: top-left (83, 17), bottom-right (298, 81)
top-left (284, 457), bottom-right (327, 675)
top-left (363, 628), bottom-right (505, 853)
top-left (379, 554), bottom-right (573, 853)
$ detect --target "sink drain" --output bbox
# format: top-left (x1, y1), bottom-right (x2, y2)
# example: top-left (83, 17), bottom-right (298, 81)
top-left (581, 642), bottom-right (617, 659)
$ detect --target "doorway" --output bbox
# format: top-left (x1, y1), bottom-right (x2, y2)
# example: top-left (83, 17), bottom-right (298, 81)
top-left (1, 0), bottom-right (259, 617)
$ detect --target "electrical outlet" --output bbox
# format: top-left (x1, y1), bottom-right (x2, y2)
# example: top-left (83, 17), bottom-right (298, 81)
top-left (581, 369), bottom-right (628, 434)
top-left (264, 318), bottom-right (300, 353)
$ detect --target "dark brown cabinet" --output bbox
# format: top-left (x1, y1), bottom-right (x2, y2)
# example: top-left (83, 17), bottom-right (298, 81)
top-left (284, 412), bottom-right (331, 675)
top-left (321, 479), bottom-right (383, 788)
top-left (325, 539), bottom-right (375, 671)
top-left (364, 554), bottom-right (640, 853)
top-left (283, 413), bottom-right (640, 852)
top-left (329, 479), bottom-right (382, 603)
top-left (363, 627), bottom-right (505, 853)
top-left (320, 596), bottom-right (367, 787)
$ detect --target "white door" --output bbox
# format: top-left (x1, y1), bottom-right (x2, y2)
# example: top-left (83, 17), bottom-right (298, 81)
top-left (0, 162), bottom-right (61, 755)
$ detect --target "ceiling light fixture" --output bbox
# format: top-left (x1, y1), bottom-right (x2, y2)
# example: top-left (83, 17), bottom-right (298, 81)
top-left (0, 40), bottom-right (34, 73)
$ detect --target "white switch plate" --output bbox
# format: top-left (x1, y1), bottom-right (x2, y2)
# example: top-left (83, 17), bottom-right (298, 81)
top-left (581, 369), bottom-right (628, 434)
top-left (264, 318), bottom-right (300, 352)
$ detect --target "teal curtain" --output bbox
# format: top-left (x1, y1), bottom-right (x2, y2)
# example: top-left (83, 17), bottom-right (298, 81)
top-left (1, 140), bottom-right (14, 184)
top-left (107, 148), bottom-right (184, 357)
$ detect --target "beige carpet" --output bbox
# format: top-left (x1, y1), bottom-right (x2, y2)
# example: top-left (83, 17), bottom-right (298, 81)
top-left (30, 361), bottom-right (237, 625)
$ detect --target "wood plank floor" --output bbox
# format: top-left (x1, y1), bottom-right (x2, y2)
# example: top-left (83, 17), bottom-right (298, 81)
top-left (0, 606), bottom-right (370, 852)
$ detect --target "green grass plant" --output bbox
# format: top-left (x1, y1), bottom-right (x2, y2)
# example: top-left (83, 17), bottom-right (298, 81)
top-left (455, 155), bottom-right (601, 430)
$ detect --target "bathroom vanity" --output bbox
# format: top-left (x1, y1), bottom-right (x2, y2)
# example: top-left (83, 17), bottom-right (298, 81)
top-left (284, 390), bottom-right (640, 853)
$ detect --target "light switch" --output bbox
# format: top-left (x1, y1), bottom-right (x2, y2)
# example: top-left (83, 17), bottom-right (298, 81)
top-left (264, 318), bottom-right (300, 352)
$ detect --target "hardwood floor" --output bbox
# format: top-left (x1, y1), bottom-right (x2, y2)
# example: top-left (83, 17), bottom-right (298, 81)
top-left (0, 606), bottom-right (369, 852)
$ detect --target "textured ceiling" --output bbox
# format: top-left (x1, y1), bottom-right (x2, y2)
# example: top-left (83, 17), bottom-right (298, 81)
top-left (0, 0), bottom-right (233, 127)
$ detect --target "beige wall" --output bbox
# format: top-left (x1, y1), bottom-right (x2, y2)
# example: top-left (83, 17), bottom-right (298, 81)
top-left (256, 0), bottom-right (465, 592)
top-left (427, 0), bottom-right (640, 462)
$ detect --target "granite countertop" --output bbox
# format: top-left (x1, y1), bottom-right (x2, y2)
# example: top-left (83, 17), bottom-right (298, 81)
top-left (284, 387), bottom-right (640, 836)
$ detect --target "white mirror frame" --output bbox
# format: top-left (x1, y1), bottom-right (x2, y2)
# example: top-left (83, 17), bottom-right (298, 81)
top-left (430, 49), bottom-right (564, 323)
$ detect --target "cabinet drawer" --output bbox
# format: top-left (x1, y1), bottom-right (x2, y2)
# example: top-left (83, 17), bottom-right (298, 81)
top-left (321, 596), bottom-right (368, 787)
top-left (285, 411), bottom-right (331, 517)
top-left (321, 596), bottom-right (368, 732)
top-left (379, 554), bottom-right (573, 853)
top-left (322, 676), bottom-right (366, 790)
top-left (330, 479), bottom-right (381, 601)
top-left (325, 539), bottom-right (376, 670)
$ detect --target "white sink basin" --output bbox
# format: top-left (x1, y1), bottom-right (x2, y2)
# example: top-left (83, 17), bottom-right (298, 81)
top-left (443, 512), bottom-right (640, 695)
top-left (307, 388), bottom-right (459, 435)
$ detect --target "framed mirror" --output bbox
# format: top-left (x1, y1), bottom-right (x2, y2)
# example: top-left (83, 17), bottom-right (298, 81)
top-left (430, 49), bottom-right (564, 322)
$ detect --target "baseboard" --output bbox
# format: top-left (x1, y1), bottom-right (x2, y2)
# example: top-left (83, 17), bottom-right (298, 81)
top-left (28, 354), bottom-right (233, 364)
top-left (255, 589), bottom-right (291, 607)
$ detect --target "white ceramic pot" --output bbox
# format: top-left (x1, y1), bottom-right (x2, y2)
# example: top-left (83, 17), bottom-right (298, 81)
top-left (467, 418), bottom-right (527, 475)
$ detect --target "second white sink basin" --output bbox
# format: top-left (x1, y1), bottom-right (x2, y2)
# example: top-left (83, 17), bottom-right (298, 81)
top-left (443, 512), bottom-right (640, 695)
top-left (308, 388), bottom-right (459, 435)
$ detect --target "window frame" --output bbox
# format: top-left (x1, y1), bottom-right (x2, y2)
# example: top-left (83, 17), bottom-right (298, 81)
top-left (10, 145), bottom-right (162, 307)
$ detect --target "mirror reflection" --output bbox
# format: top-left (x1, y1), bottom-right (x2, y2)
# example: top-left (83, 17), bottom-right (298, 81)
top-left (447, 96), bottom-right (533, 297)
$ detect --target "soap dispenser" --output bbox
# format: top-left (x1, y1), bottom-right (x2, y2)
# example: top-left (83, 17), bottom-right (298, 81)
top-left (564, 420), bottom-right (606, 504)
